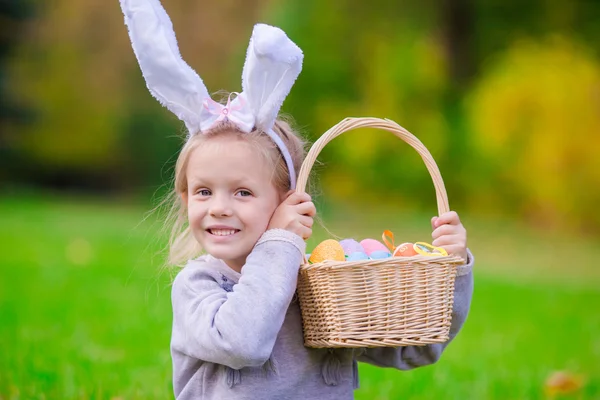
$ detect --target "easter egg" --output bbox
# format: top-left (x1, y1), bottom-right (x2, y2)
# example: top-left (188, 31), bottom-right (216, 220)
top-left (413, 242), bottom-right (448, 256)
top-left (393, 242), bottom-right (418, 257)
top-left (346, 251), bottom-right (369, 261)
top-left (309, 239), bottom-right (346, 263)
top-left (360, 239), bottom-right (389, 256)
top-left (339, 239), bottom-right (365, 256)
top-left (369, 250), bottom-right (392, 259)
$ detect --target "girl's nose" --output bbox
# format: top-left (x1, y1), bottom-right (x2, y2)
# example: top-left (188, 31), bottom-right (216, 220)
top-left (209, 196), bottom-right (233, 217)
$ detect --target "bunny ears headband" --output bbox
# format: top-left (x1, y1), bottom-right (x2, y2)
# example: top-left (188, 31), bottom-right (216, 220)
top-left (120, 0), bottom-right (303, 189)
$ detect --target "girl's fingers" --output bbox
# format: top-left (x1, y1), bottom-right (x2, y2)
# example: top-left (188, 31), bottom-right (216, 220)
top-left (433, 211), bottom-right (460, 227)
top-left (432, 234), bottom-right (465, 248)
top-left (299, 226), bottom-right (313, 240)
top-left (295, 201), bottom-right (316, 216)
top-left (431, 212), bottom-right (467, 259)
top-left (285, 192), bottom-right (312, 205)
top-left (439, 244), bottom-right (460, 255)
top-left (432, 224), bottom-right (457, 240)
top-left (440, 245), bottom-right (468, 260)
top-left (300, 215), bottom-right (314, 228)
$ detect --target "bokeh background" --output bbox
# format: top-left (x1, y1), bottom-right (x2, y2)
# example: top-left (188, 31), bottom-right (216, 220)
top-left (1, 0), bottom-right (599, 398)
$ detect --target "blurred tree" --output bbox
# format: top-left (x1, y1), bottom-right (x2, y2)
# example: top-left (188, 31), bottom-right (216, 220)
top-left (0, 0), bottom-right (34, 122)
top-left (0, 0), bottom-right (35, 184)
top-left (441, 0), bottom-right (475, 86)
top-left (3, 0), bottom-right (600, 235)
top-left (438, 0), bottom-right (475, 206)
top-left (465, 36), bottom-right (600, 233)
top-left (268, 0), bottom-right (465, 211)
top-left (265, 0), bottom-right (600, 231)
top-left (4, 0), bottom-right (267, 194)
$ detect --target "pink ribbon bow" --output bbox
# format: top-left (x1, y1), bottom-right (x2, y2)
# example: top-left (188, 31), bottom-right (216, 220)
top-left (200, 92), bottom-right (255, 132)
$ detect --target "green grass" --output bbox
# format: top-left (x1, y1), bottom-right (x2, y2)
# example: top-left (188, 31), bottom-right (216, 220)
top-left (0, 194), bottom-right (598, 399)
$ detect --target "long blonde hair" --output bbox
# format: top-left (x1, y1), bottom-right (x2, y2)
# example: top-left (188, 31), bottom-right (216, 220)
top-left (161, 118), bottom-right (307, 266)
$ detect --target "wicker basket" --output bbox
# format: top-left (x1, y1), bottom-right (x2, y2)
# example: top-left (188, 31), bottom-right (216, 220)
top-left (295, 117), bottom-right (465, 349)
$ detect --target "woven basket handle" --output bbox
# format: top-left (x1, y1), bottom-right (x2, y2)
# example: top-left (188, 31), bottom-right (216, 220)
top-left (296, 117), bottom-right (450, 217)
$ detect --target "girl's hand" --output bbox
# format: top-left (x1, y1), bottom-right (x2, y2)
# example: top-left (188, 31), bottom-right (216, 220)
top-left (268, 191), bottom-right (316, 240)
top-left (431, 211), bottom-right (468, 261)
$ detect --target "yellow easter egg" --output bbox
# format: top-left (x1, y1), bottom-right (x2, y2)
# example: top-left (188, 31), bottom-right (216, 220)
top-left (308, 239), bottom-right (345, 263)
top-left (413, 242), bottom-right (448, 256)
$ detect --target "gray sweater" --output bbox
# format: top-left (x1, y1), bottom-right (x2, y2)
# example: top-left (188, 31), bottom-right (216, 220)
top-left (171, 229), bottom-right (474, 399)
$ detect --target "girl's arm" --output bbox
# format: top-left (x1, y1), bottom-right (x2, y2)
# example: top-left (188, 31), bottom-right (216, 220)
top-left (356, 250), bottom-right (474, 369)
top-left (170, 229), bottom-right (304, 370)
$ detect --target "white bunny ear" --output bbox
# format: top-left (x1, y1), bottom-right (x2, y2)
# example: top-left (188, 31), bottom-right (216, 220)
top-left (120, 0), bottom-right (209, 134)
top-left (241, 24), bottom-right (303, 132)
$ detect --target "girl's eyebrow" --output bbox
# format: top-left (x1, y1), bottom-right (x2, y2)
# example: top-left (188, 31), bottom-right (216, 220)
top-left (188, 176), bottom-right (257, 188)
top-left (231, 177), bottom-right (255, 186)
top-left (187, 177), bottom-right (210, 188)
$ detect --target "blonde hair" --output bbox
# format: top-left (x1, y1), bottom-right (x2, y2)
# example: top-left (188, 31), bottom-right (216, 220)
top-left (162, 118), bottom-right (307, 266)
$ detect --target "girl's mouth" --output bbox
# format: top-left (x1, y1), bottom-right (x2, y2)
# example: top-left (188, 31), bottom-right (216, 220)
top-left (208, 229), bottom-right (240, 236)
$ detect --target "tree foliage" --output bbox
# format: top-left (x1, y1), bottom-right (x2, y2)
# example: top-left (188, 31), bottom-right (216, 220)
top-left (3, 0), bottom-right (600, 233)
top-left (465, 37), bottom-right (600, 232)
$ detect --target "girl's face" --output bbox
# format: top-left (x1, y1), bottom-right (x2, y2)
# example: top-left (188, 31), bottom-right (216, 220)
top-left (182, 136), bottom-right (282, 272)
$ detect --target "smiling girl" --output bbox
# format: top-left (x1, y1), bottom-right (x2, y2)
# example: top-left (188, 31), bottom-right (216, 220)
top-left (120, 0), bottom-right (474, 398)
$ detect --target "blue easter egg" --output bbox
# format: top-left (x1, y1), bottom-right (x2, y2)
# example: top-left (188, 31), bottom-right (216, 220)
top-left (369, 250), bottom-right (392, 259)
top-left (346, 251), bottom-right (369, 261)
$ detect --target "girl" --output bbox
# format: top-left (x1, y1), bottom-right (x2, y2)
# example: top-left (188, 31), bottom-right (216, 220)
top-left (120, 1), bottom-right (474, 399)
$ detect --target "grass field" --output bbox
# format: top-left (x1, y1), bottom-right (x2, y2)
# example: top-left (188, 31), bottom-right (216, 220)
top-left (0, 194), bottom-right (598, 399)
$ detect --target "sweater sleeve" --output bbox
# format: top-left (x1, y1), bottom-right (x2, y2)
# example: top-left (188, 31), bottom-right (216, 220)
top-left (356, 249), bottom-right (474, 370)
top-left (170, 229), bottom-right (305, 370)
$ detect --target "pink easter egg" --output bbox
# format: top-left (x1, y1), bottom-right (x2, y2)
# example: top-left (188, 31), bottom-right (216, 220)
top-left (339, 239), bottom-right (365, 256)
top-left (360, 238), bottom-right (389, 256)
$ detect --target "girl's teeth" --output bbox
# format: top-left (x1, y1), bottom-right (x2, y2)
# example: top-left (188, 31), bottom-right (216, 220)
top-left (211, 229), bottom-right (236, 236)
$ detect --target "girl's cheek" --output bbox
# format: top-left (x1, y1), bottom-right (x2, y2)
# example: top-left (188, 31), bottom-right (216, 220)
top-left (187, 206), bottom-right (201, 224)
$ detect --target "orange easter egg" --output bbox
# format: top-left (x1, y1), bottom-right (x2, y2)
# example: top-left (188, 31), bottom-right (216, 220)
top-left (393, 242), bottom-right (418, 257)
top-left (309, 239), bottom-right (345, 263)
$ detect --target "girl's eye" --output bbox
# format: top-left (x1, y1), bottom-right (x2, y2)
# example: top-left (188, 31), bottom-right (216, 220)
top-left (236, 190), bottom-right (252, 197)
top-left (197, 189), bottom-right (211, 196)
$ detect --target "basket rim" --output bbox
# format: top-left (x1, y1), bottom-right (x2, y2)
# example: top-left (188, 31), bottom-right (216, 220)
top-left (300, 254), bottom-right (465, 271)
